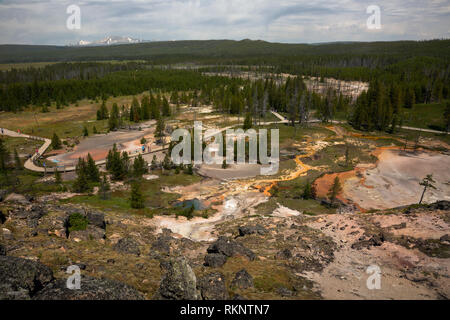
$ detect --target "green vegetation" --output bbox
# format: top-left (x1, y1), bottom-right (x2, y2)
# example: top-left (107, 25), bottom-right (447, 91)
top-left (68, 213), bottom-right (89, 233)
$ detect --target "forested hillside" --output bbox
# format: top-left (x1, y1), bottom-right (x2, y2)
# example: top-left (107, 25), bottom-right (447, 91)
top-left (0, 39), bottom-right (449, 133)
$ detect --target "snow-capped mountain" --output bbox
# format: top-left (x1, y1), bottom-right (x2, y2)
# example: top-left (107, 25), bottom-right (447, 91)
top-left (73, 36), bottom-right (147, 46)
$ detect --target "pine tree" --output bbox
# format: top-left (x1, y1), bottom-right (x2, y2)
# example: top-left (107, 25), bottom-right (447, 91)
top-left (51, 132), bottom-right (62, 150)
top-left (73, 157), bottom-right (91, 193)
top-left (419, 174), bottom-right (436, 205)
top-left (243, 113), bottom-right (252, 130)
top-left (54, 167), bottom-right (62, 185)
top-left (162, 96), bottom-right (171, 117)
top-left (130, 181), bottom-right (145, 209)
top-left (86, 153), bottom-right (100, 182)
top-left (99, 173), bottom-right (111, 200)
top-left (133, 154), bottom-right (148, 177)
top-left (108, 103), bottom-right (119, 130)
top-left (303, 180), bottom-right (316, 200)
top-left (327, 176), bottom-right (342, 204)
top-left (151, 155), bottom-right (158, 170)
top-left (83, 126), bottom-right (89, 137)
top-left (156, 117), bottom-right (165, 139)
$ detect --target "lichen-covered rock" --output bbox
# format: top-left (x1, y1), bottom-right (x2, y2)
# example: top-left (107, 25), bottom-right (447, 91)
top-left (231, 269), bottom-right (253, 289)
top-left (113, 237), bottom-right (140, 256)
top-left (33, 276), bottom-right (144, 300)
top-left (198, 272), bottom-right (228, 300)
top-left (155, 257), bottom-right (199, 300)
top-left (0, 256), bottom-right (54, 300)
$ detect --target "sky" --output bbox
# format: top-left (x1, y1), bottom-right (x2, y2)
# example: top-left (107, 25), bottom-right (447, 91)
top-left (0, 0), bottom-right (449, 45)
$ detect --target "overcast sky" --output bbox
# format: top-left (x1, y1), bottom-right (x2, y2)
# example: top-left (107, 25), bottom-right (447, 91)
top-left (0, 0), bottom-right (449, 45)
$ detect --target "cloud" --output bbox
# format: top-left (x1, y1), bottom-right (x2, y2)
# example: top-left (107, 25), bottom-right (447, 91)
top-left (0, 0), bottom-right (448, 45)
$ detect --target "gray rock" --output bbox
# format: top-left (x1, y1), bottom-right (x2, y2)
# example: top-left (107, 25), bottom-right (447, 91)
top-left (4, 193), bottom-right (30, 205)
top-left (155, 257), bottom-right (199, 300)
top-left (277, 286), bottom-right (294, 297)
top-left (33, 276), bottom-right (144, 300)
top-left (238, 224), bottom-right (267, 237)
top-left (204, 253), bottom-right (227, 268)
top-left (207, 236), bottom-right (255, 261)
top-left (86, 211), bottom-right (106, 229)
top-left (69, 225), bottom-right (105, 241)
top-left (113, 237), bottom-right (140, 256)
top-left (0, 256), bottom-right (54, 300)
top-left (231, 269), bottom-right (253, 289)
top-left (198, 272), bottom-right (228, 300)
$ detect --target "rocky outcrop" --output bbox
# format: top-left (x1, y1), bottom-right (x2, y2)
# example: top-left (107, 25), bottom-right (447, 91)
top-left (208, 236), bottom-right (255, 259)
top-left (0, 256), bottom-right (54, 300)
top-left (155, 257), bottom-right (199, 300)
top-left (198, 272), bottom-right (228, 300)
top-left (351, 233), bottom-right (385, 250)
top-left (204, 236), bottom-right (255, 268)
top-left (113, 237), bottom-right (141, 256)
top-left (238, 224), bottom-right (267, 237)
top-left (33, 276), bottom-right (145, 300)
top-left (231, 269), bottom-right (253, 289)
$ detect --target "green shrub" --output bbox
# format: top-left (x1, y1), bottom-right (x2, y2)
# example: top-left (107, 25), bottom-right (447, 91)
top-left (68, 213), bottom-right (88, 232)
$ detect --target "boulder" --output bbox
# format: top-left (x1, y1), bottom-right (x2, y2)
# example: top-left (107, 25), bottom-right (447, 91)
top-left (113, 237), bottom-right (141, 256)
top-left (86, 211), bottom-right (106, 229)
top-left (151, 234), bottom-right (174, 255)
top-left (0, 256), bottom-right (54, 300)
top-left (155, 257), bottom-right (199, 300)
top-left (204, 253), bottom-right (228, 268)
top-left (231, 269), bottom-right (253, 289)
top-left (69, 225), bottom-right (106, 242)
top-left (238, 224), bottom-right (267, 237)
top-left (207, 236), bottom-right (256, 261)
top-left (429, 201), bottom-right (450, 211)
top-left (33, 276), bottom-right (144, 300)
top-left (198, 272), bottom-right (228, 300)
top-left (4, 193), bottom-right (30, 205)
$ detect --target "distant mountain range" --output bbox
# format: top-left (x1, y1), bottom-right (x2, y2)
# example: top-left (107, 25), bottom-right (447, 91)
top-left (72, 36), bottom-right (149, 47)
